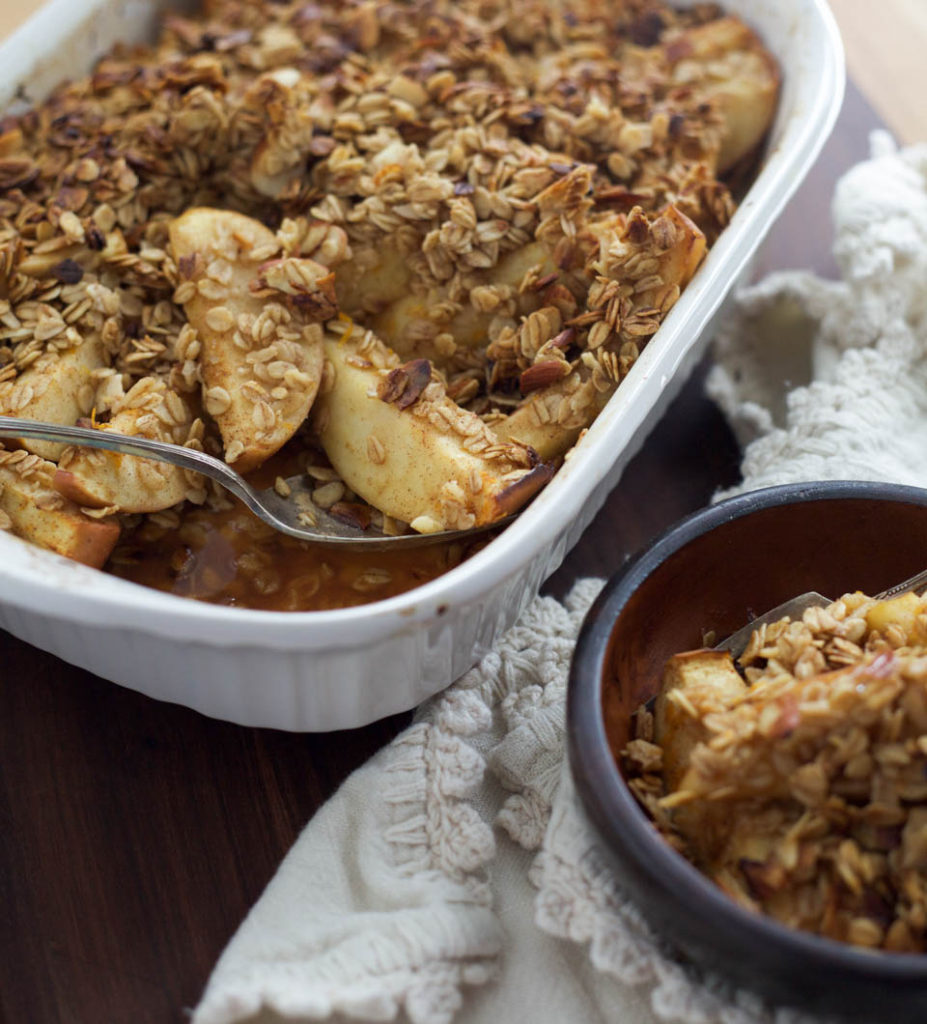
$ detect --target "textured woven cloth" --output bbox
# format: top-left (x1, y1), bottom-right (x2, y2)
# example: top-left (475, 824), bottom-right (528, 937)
top-left (193, 134), bottom-right (924, 1024)
top-left (708, 132), bottom-right (927, 494)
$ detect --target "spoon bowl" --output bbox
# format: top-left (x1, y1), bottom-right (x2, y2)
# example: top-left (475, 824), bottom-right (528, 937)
top-left (0, 415), bottom-right (512, 548)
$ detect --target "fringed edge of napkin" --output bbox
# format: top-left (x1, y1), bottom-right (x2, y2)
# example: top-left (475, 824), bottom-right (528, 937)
top-left (194, 707), bottom-right (503, 1024)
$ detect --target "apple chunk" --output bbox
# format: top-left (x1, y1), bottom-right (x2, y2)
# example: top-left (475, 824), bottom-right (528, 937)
top-left (0, 448), bottom-right (119, 568)
top-left (653, 648), bottom-right (746, 792)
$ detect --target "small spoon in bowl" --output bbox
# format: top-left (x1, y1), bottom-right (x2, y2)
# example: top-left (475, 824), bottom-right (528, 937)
top-left (0, 415), bottom-right (512, 549)
top-left (715, 565), bottom-right (927, 659)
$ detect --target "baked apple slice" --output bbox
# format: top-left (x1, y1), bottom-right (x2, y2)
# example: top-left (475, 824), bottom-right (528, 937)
top-left (0, 329), bottom-right (106, 460)
top-left (370, 240), bottom-right (558, 367)
top-left (313, 326), bottom-right (551, 532)
top-left (53, 377), bottom-right (199, 514)
top-left (497, 205), bottom-right (706, 459)
top-left (667, 16), bottom-right (780, 173)
top-left (168, 208), bottom-right (326, 473)
top-left (0, 447), bottom-right (119, 568)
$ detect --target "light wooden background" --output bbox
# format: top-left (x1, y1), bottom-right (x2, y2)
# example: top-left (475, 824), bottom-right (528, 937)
top-left (0, 0), bottom-right (924, 144)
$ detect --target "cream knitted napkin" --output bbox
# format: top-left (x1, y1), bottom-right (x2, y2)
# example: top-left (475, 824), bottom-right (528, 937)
top-left (193, 133), bottom-right (926, 1024)
top-left (707, 132), bottom-right (927, 493)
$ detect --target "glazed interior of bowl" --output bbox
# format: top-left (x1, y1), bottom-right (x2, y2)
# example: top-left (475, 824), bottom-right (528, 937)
top-left (602, 487), bottom-right (927, 754)
top-left (570, 482), bottom-right (927, 1022)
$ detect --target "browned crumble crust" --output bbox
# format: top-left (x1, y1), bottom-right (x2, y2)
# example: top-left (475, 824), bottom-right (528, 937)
top-left (0, 0), bottom-right (777, 598)
top-left (624, 590), bottom-right (927, 954)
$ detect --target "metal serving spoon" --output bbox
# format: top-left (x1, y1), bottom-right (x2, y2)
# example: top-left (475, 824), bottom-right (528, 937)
top-left (0, 415), bottom-right (508, 548)
top-left (716, 566), bottom-right (927, 659)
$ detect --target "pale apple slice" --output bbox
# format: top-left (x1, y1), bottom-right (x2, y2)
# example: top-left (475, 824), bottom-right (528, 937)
top-left (667, 16), bottom-right (780, 173)
top-left (371, 241), bottom-right (557, 364)
top-left (246, 69), bottom-right (320, 199)
top-left (334, 241), bottom-right (411, 318)
top-left (53, 377), bottom-right (197, 514)
top-left (0, 448), bottom-right (119, 568)
top-left (366, 167), bottom-right (599, 368)
top-left (0, 329), bottom-right (105, 460)
top-left (313, 328), bottom-right (551, 532)
top-left (168, 207), bottom-right (325, 473)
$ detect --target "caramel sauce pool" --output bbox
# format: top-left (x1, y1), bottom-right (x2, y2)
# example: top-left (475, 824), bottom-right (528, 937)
top-left (108, 503), bottom-right (482, 610)
top-left (105, 451), bottom-right (487, 610)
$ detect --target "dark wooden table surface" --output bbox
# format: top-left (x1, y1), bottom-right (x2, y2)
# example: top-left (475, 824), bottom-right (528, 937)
top-left (0, 84), bottom-right (882, 1023)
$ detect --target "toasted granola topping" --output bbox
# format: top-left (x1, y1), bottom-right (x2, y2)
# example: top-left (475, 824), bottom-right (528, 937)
top-left (377, 358), bottom-right (433, 410)
top-left (625, 590), bottom-right (927, 953)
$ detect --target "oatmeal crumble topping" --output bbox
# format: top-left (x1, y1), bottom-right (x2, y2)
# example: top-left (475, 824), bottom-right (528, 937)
top-left (624, 590), bottom-right (927, 954)
top-left (0, 0), bottom-right (777, 604)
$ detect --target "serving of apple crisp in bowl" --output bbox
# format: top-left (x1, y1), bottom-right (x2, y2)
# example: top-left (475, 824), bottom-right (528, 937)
top-left (0, 0), bottom-right (842, 728)
top-left (629, 590), bottom-right (927, 953)
top-left (568, 482), bottom-right (927, 1022)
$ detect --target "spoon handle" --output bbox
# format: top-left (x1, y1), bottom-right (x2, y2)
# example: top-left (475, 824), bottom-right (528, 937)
top-left (0, 415), bottom-right (261, 510)
top-left (875, 567), bottom-right (927, 601)
top-left (0, 414), bottom-right (510, 548)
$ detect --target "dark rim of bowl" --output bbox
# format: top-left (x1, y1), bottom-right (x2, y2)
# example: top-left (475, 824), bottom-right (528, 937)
top-left (568, 479), bottom-right (927, 981)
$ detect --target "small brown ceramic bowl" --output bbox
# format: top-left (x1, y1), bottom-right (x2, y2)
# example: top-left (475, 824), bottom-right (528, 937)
top-left (567, 481), bottom-right (927, 1022)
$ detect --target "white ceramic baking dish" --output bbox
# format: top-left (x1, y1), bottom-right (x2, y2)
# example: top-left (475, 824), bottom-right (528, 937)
top-left (0, 0), bottom-right (844, 730)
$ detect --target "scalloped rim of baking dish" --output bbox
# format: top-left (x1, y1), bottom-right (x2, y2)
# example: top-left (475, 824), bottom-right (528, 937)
top-left (0, 0), bottom-right (845, 653)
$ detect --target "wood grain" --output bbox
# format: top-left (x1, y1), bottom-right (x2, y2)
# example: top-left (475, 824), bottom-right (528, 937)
top-left (1, 636), bottom-right (412, 1021)
top-left (828, 0), bottom-right (927, 144)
